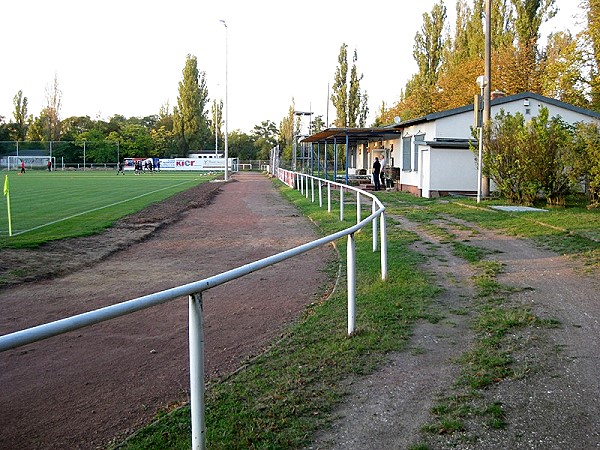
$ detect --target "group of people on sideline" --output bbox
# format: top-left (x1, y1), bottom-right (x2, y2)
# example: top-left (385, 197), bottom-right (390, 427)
top-left (117, 159), bottom-right (160, 175)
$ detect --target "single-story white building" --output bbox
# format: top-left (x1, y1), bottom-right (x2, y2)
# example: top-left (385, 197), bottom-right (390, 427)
top-left (302, 92), bottom-right (600, 197)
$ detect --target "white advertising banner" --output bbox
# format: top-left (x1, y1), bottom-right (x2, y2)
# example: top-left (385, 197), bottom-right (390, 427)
top-left (124, 157), bottom-right (234, 171)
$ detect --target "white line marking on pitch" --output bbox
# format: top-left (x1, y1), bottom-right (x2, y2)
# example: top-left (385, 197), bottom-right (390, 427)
top-left (8, 178), bottom-right (200, 236)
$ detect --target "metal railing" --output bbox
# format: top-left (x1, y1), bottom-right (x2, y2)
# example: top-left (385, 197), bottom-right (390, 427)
top-left (0, 170), bottom-right (387, 450)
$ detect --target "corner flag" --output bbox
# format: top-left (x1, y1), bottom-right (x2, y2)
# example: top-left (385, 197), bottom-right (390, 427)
top-left (4, 175), bottom-right (12, 236)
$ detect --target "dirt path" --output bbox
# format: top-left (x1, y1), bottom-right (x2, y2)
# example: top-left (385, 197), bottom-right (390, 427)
top-left (0, 172), bottom-right (335, 450)
top-left (310, 213), bottom-right (600, 449)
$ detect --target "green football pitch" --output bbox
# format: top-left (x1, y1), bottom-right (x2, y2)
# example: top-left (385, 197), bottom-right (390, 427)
top-left (0, 170), bottom-right (218, 248)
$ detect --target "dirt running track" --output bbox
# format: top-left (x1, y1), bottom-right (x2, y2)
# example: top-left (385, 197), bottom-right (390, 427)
top-left (0, 172), bottom-right (335, 449)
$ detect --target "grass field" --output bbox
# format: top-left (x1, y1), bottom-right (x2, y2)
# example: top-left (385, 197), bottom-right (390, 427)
top-left (0, 170), bottom-right (219, 248)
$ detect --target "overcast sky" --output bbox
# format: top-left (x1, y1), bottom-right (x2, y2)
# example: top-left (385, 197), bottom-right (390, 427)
top-left (1, 0), bottom-right (584, 134)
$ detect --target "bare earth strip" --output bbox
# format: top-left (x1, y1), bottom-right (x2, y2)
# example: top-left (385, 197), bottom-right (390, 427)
top-left (310, 213), bottom-right (600, 450)
top-left (0, 172), bottom-right (335, 450)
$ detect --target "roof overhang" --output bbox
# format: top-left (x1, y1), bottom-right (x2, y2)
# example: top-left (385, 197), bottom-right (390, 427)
top-left (300, 127), bottom-right (405, 145)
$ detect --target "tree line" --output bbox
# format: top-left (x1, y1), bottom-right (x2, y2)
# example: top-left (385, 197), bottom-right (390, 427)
top-left (378, 0), bottom-right (600, 123)
top-left (0, 56), bottom-right (280, 163)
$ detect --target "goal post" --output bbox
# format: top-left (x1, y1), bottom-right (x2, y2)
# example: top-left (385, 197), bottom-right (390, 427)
top-left (8, 155), bottom-right (56, 171)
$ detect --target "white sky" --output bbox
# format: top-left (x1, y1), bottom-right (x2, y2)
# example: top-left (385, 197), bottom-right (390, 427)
top-left (0, 0), bottom-right (585, 134)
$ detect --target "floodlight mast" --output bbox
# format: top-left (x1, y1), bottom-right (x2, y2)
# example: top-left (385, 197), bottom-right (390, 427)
top-left (293, 111), bottom-right (312, 172)
top-left (220, 19), bottom-right (229, 181)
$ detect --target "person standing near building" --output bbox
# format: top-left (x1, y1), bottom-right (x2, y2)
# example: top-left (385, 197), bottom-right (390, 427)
top-left (379, 153), bottom-right (386, 188)
top-left (373, 157), bottom-right (381, 191)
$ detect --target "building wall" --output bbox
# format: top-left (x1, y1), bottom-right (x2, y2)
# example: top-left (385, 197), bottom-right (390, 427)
top-left (491, 98), bottom-right (600, 126)
top-left (401, 97), bottom-right (600, 197)
top-left (435, 114), bottom-right (473, 139)
top-left (430, 148), bottom-right (478, 193)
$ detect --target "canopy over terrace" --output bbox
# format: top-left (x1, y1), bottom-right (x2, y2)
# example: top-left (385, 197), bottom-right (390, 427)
top-left (300, 127), bottom-right (404, 184)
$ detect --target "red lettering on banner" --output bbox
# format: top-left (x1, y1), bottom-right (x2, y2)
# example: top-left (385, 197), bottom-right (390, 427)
top-left (175, 160), bottom-right (196, 167)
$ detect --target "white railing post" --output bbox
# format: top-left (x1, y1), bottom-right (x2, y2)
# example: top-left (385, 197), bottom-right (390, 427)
top-left (319, 181), bottom-right (323, 208)
top-left (311, 178), bottom-right (315, 203)
top-left (189, 293), bottom-right (206, 450)
top-left (305, 176), bottom-right (309, 199)
top-left (327, 183), bottom-right (332, 213)
top-left (340, 185), bottom-right (344, 221)
top-left (356, 191), bottom-right (361, 224)
top-left (347, 233), bottom-right (356, 335)
top-left (380, 212), bottom-right (388, 281)
top-left (372, 199), bottom-right (378, 252)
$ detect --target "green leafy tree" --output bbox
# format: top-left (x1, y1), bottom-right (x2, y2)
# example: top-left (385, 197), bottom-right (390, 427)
top-left (25, 115), bottom-right (43, 141)
top-left (279, 101), bottom-right (296, 166)
top-left (42, 73), bottom-right (62, 142)
top-left (541, 31), bottom-right (587, 107)
top-left (572, 122), bottom-right (600, 207)
top-left (480, 111), bottom-right (530, 204)
top-left (61, 116), bottom-right (95, 141)
top-left (173, 54), bottom-right (211, 156)
top-left (119, 123), bottom-right (155, 157)
top-left (252, 120), bottom-right (278, 160)
top-left (414, 0), bottom-right (447, 85)
top-left (331, 43), bottom-right (349, 127)
top-left (155, 101), bottom-right (174, 132)
top-left (359, 91), bottom-right (369, 127)
top-left (525, 108), bottom-right (573, 205)
top-left (482, 107), bottom-right (575, 205)
top-left (391, 1), bottom-right (448, 120)
top-left (77, 129), bottom-right (116, 163)
top-left (210, 99), bottom-right (224, 152)
top-left (311, 115), bottom-right (325, 133)
top-left (12, 90), bottom-right (28, 141)
top-left (151, 126), bottom-right (177, 158)
top-left (228, 130), bottom-right (257, 160)
top-left (500, 0), bottom-right (556, 93)
top-left (348, 50), bottom-right (362, 127)
top-left (582, 0), bottom-right (600, 109)
top-left (0, 116), bottom-right (11, 141)
top-left (331, 44), bottom-right (368, 128)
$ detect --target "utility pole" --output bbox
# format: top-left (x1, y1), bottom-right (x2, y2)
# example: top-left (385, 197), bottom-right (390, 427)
top-left (220, 19), bottom-right (229, 181)
top-left (482, 0), bottom-right (492, 198)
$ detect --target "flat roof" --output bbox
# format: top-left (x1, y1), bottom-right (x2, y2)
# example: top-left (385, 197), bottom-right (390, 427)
top-left (300, 127), bottom-right (405, 145)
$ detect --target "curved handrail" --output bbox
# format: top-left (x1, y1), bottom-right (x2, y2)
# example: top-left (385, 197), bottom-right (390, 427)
top-left (0, 170), bottom-right (387, 450)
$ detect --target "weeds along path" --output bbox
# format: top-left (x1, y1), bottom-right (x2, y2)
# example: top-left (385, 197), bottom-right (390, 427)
top-left (310, 214), bottom-right (477, 449)
top-left (310, 213), bottom-right (600, 450)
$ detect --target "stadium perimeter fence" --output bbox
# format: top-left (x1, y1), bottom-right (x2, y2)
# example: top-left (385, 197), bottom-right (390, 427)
top-left (0, 169), bottom-right (388, 450)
